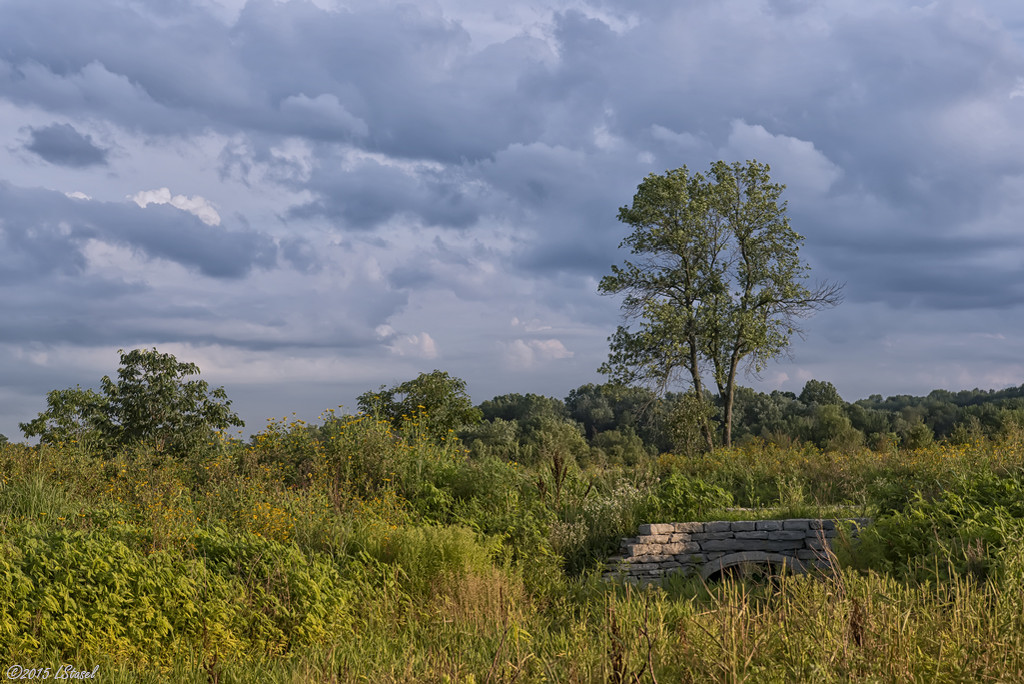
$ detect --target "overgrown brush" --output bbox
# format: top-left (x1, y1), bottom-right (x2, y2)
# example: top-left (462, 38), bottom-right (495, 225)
top-left (2, 420), bottom-right (1024, 680)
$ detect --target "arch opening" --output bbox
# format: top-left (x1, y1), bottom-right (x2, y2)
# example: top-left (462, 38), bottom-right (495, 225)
top-left (700, 552), bottom-right (805, 582)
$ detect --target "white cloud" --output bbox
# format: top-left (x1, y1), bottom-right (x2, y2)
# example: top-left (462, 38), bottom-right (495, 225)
top-left (720, 120), bottom-right (842, 196)
top-left (131, 187), bottom-right (222, 226)
top-left (64, 190), bottom-right (91, 200)
top-left (503, 338), bottom-right (573, 368)
top-left (532, 338), bottom-right (573, 360)
top-left (511, 317), bottom-right (552, 332)
top-left (651, 124), bottom-right (701, 148)
top-left (378, 327), bottom-right (439, 359)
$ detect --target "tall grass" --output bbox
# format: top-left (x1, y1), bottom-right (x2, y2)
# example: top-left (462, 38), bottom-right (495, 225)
top-left (2, 415), bottom-right (1023, 680)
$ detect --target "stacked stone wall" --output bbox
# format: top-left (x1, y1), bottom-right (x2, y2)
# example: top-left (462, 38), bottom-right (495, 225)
top-left (604, 518), bottom-right (870, 583)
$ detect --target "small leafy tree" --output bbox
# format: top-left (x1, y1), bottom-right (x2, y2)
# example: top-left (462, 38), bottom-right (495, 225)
top-left (600, 160), bottom-right (843, 447)
top-left (799, 379), bottom-right (844, 406)
top-left (357, 370), bottom-right (482, 440)
top-left (20, 348), bottom-right (243, 456)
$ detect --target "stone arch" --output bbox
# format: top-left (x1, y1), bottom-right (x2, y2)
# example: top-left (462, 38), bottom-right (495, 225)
top-left (700, 552), bottom-right (805, 582)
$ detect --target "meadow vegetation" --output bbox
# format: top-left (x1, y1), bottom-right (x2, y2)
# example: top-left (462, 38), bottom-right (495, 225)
top-left (2, 402), bottom-right (1024, 681)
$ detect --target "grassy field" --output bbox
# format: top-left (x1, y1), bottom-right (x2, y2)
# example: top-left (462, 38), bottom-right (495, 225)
top-left (2, 413), bottom-right (1023, 682)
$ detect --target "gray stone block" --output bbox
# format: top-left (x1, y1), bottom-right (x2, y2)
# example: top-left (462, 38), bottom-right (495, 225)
top-left (626, 544), bottom-right (657, 556)
top-left (773, 530), bottom-right (809, 541)
top-left (663, 542), bottom-right (700, 554)
top-left (809, 519), bottom-right (835, 530)
top-left (731, 521), bottom-right (757, 531)
top-left (702, 538), bottom-right (806, 552)
top-left (700, 539), bottom-right (773, 552)
top-left (734, 531), bottom-right (770, 539)
top-left (674, 522), bottom-right (705, 534)
top-left (783, 519), bottom-right (812, 530)
top-left (677, 552), bottom-right (705, 561)
top-left (633, 554), bottom-right (675, 563)
top-left (755, 520), bottom-right (783, 531)
top-left (705, 521), bottom-right (733, 533)
top-left (639, 568), bottom-right (666, 577)
top-left (638, 534), bottom-right (671, 544)
top-left (763, 540), bottom-right (807, 551)
top-left (638, 523), bottom-right (675, 536)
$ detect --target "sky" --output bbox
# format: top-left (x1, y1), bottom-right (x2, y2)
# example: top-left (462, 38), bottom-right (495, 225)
top-left (2, 0), bottom-right (1024, 440)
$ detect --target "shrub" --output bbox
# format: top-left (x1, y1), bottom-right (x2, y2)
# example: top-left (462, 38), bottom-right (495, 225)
top-left (657, 473), bottom-right (733, 520)
top-left (0, 526), bottom-right (351, 664)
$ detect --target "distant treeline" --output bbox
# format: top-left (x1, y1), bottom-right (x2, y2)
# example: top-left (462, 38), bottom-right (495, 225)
top-left (457, 380), bottom-right (1024, 464)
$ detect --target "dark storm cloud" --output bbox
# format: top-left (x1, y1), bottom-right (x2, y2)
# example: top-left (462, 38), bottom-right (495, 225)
top-left (0, 182), bottom-right (277, 279)
top-left (0, 0), bottom-right (554, 157)
top-left (4, 0), bottom-right (1024, 440)
top-left (287, 156), bottom-right (485, 229)
top-left (24, 123), bottom-right (108, 167)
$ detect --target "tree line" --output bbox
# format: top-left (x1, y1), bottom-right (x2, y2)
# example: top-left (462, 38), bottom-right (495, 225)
top-left (449, 376), bottom-right (1024, 464)
top-left (351, 371), bottom-right (1024, 463)
top-left (13, 159), bottom-right (1018, 460)
top-left (9, 349), bottom-right (1024, 464)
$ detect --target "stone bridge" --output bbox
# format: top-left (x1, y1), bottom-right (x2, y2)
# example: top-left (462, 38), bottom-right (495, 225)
top-left (604, 518), bottom-right (870, 583)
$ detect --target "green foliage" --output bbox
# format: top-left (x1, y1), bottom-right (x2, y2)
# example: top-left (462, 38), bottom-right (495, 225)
top-left (476, 392), bottom-right (568, 446)
top-left (19, 348), bottom-right (242, 458)
top-left (18, 386), bottom-right (112, 450)
top-left (588, 428), bottom-right (648, 466)
top-left (853, 471), bottom-right (1024, 582)
top-left (0, 526), bottom-right (350, 664)
top-left (530, 416), bottom-right (588, 499)
top-left (6, 383), bottom-right (1024, 679)
top-left (458, 417), bottom-right (520, 460)
top-left (600, 160), bottom-right (842, 446)
top-left (809, 404), bottom-right (864, 452)
top-left (657, 473), bottom-right (734, 520)
top-left (565, 383), bottom-right (617, 438)
top-left (552, 477), bottom-right (659, 575)
top-left (664, 390), bottom-right (718, 456)
top-left (799, 378), bottom-right (844, 406)
top-left (901, 418), bottom-right (935, 450)
top-left (357, 369), bottom-right (482, 440)
top-left (351, 522), bottom-right (500, 595)
top-left (466, 380), bottom-right (1024, 461)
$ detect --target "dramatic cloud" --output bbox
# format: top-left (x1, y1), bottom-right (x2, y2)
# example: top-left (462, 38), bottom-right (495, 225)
top-left (131, 188), bottom-right (222, 226)
top-left (24, 123), bottom-right (108, 167)
top-left (2, 0), bottom-right (1024, 439)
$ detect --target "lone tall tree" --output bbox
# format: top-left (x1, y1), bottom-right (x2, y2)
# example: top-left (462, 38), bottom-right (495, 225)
top-left (600, 161), bottom-right (842, 448)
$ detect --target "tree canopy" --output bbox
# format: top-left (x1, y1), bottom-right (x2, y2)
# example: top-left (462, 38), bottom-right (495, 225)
top-left (599, 160), bottom-right (842, 447)
top-left (357, 370), bottom-right (482, 439)
top-left (20, 348), bottom-right (243, 456)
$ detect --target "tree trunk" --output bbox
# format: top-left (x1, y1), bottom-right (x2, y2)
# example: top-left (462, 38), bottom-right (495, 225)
top-left (720, 355), bottom-right (741, 448)
top-left (689, 344), bottom-right (715, 451)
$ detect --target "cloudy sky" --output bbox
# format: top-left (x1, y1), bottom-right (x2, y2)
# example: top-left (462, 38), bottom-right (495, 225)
top-left (2, 0), bottom-right (1024, 439)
